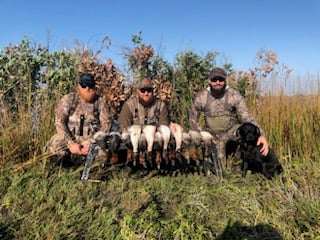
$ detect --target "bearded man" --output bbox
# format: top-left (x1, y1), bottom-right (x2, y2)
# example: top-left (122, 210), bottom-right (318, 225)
top-left (118, 78), bottom-right (179, 167)
top-left (189, 67), bottom-right (269, 171)
top-left (46, 73), bottom-right (112, 159)
top-left (118, 78), bottom-right (169, 130)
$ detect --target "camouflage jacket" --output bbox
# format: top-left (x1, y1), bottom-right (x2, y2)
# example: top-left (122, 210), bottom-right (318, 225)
top-left (118, 96), bottom-right (169, 131)
top-left (189, 86), bottom-right (263, 134)
top-left (55, 92), bottom-right (112, 146)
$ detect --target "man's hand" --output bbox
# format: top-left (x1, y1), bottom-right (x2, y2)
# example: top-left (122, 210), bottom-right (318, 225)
top-left (257, 135), bottom-right (269, 156)
top-left (69, 142), bottom-right (90, 155)
top-left (80, 143), bottom-right (90, 155)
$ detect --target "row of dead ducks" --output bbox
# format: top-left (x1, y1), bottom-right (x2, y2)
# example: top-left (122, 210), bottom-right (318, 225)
top-left (92, 124), bottom-right (217, 171)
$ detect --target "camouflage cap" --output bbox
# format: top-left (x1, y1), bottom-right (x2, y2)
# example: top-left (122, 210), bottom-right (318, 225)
top-left (137, 79), bottom-right (153, 89)
top-left (209, 67), bottom-right (227, 80)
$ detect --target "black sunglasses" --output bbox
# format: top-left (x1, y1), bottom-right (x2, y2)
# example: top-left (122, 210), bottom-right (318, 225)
top-left (139, 88), bottom-right (153, 93)
top-left (210, 77), bottom-right (225, 82)
top-left (79, 82), bottom-right (95, 89)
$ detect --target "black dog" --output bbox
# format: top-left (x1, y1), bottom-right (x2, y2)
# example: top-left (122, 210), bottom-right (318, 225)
top-left (236, 122), bottom-right (283, 179)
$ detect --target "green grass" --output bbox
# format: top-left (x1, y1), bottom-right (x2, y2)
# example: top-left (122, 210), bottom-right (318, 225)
top-left (1, 155), bottom-right (319, 239)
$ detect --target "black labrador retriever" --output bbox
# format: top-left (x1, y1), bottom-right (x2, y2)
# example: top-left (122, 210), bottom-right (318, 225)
top-left (236, 122), bottom-right (283, 179)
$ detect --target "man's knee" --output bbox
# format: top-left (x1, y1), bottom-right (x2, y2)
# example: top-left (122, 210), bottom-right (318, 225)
top-left (45, 134), bottom-right (68, 154)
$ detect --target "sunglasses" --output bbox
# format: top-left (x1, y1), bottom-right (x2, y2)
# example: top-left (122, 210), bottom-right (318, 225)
top-left (139, 88), bottom-right (153, 93)
top-left (210, 77), bottom-right (225, 82)
top-left (79, 82), bottom-right (95, 89)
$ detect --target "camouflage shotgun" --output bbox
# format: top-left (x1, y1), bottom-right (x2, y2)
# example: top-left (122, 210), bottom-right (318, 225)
top-left (80, 141), bottom-right (101, 184)
top-left (80, 131), bottom-right (108, 184)
top-left (80, 131), bottom-right (122, 184)
top-left (200, 141), bottom-right (223, 179)
top-left (210, 142), bottom-right (223, 179)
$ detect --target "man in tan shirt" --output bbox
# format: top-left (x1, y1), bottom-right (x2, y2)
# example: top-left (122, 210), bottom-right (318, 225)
top-left (118, 78), bottom-right (174, 168)
top-left (118, 79), bottom-right (169, 131)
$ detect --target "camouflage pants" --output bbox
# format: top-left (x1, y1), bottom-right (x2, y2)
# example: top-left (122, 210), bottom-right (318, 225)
top-left (45, 134), bottom-right (70, 156)
top-left (210, 124), bottom-right (240, 170)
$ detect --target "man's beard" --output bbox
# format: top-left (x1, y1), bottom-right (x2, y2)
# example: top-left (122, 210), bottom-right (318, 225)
top-left (79, 90), bottom-right (97, 103)
top-left (139, 96), bottom-right (154, 107)
top-left (210, 85), bottom-right (226, 98)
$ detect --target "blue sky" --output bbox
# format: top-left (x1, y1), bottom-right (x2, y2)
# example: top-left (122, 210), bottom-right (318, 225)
top-left (1, 0), bottom-right (320, 76)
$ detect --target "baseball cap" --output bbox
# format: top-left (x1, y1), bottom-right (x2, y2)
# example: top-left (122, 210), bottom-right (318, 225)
top-left (209, 67), bottom-right (227, 80)
top-left (137, 79), bottom-right (153, 89)
top-left (78, 73), bottom-right (95, 88)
